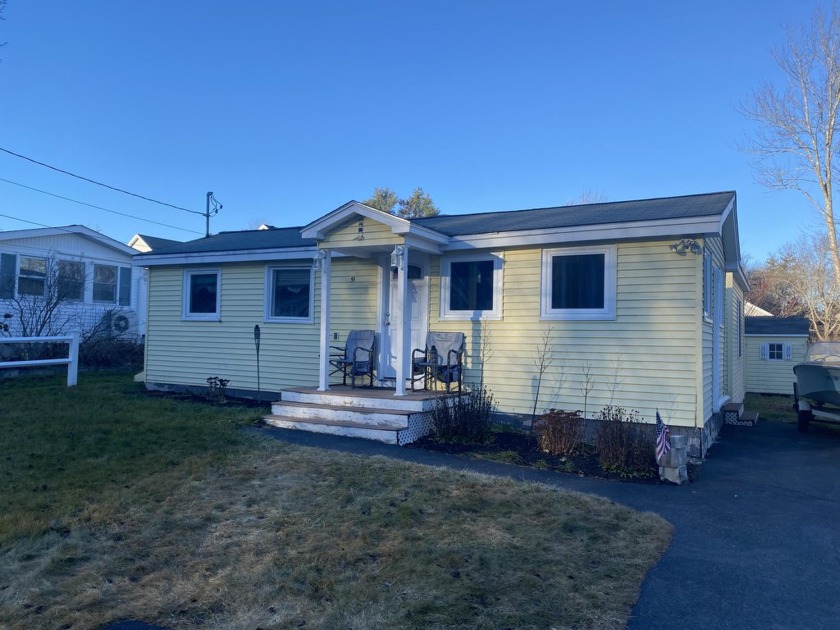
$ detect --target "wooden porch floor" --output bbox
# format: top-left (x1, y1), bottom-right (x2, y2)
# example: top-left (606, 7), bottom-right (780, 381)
top-left (280, 385), bottom-right (454, 403)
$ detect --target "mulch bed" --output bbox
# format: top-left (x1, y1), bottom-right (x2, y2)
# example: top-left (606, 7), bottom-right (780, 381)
top-left (410, 430), bottom-right (696, 484)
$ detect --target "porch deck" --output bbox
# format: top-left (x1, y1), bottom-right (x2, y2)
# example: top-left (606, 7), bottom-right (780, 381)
top-left (265, 385), bottom-right (457, 445)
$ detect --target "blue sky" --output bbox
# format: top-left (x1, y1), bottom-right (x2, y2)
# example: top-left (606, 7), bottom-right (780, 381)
top-left (0, 0), bottom-right (826, 261)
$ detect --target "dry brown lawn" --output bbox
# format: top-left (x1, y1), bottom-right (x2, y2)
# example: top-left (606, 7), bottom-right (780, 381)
top-left (0, 373), bottom-right (672, 629)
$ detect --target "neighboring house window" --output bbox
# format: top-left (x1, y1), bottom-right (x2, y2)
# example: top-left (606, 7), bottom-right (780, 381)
top-left (58, 261), bottom-right (85, 301)
top-left (703, 248), bottom-right (712, 321)
top-left (18, 256), bottom-right (47, 296)
top-left (762, 342), bottom-right (792, 361)
top-left (93, 265), bottom-right (132, 305)
top-left (440, 254), bottom-right (503, 320)
top-left (93, 264), bottom-right (117, 302)
top-left (540, 246), bottom-right (616, 320)
top-left (265, 266), bottom-right (313, 322)
top-left (183, 269), bottom-right (220, 320)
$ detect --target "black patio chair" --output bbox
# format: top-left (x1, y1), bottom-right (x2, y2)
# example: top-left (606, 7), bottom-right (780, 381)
top-left (329, 330), bottom-right (375, 388)
top-left (411, 331), bottom-right (465, 393)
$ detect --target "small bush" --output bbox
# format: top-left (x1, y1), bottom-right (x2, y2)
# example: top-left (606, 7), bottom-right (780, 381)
top-left (536, 409), bottom-right (585, 455)
top-left (206, 376), bottom-right (230, 404)
top-left (594, 406), bottom-right (655, 477)
top-left (79, 338), bottom-right (144, 368)
top-left (432, 386), bottom-right (495, 443)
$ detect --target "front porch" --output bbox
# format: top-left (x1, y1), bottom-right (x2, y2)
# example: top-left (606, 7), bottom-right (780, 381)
top-left (264, 385), bottom-right (455, 445)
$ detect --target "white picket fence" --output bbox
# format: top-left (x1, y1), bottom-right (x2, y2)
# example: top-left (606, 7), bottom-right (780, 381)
top-left (0, 333), bottom-right (80, 386)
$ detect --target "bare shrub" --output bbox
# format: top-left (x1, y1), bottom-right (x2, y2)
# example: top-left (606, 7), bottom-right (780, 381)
top-left (594, 406), bottom-right (655, 477)
top-left (432, 387), bottom-right (495, 443)
top-left (535, 409), bottom-right (585, 456)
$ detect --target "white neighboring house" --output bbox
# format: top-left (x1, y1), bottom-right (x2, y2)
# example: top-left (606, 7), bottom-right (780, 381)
top-left (0, 225), bottom-right (144, 340)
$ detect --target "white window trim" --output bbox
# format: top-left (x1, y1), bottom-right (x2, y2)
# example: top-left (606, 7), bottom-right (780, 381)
top-left (58, 259), bottom-right (86, 303)
top-left (182, 268), bottom-right (221, 321)
top-left (440, 253), bottom-right (503, 321)
top-left (18, 255), bottom-right (47, 297)
top-left (264, 264), bottom-right (315, 323)
top-left (540, 245), bottom-right (616, 321)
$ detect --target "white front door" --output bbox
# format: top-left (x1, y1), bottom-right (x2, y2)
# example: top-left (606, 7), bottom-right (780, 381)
top-left (380, 262), bottom-right (428, 380)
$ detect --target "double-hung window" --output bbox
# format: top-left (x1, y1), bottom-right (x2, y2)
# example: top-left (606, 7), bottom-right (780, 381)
top-left (93, 264), bottom-right (117, 302)
top-left (440, 254), bottom-right (503, 320)
top-left (58, 261), bottom-right (85, 301)
top-left (183, 269), bottom-right (220, 320)
top-left (18, 256), bottom-right (47, 296)
top-left (540, 246), bottom-right (616, 320)
top-left (703, 248), bottom-right (712, 321)
top-left (265, 266), bottom-right (313, 322)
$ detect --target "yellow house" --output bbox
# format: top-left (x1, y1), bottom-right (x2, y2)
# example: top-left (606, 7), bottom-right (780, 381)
top-left (138, 191), bottom-right (747, 457)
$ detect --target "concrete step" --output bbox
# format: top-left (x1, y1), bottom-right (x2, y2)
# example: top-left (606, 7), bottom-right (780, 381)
top-left (264, 414), bottom-right (402, 444)
top-left (270, 400), bottom-right (411, 428)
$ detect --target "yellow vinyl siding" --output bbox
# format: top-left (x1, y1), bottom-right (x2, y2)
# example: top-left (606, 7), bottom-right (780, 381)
top-left (429, 241), bottom-right (701, 427)
top-left (701, 236), bottom-right (726, 422)
top-left (745, 335), bottom-right (806, 395)
top-left (322, 216), bottom-right (403, 249)
top-left (725, 274), bottom-right (746, 403)
top-left (146, 263), bottom-right (320, 390)
top-left (329, 257), bottom-right (380, 342)
top-left (145, 258), bottom-right (382, 392)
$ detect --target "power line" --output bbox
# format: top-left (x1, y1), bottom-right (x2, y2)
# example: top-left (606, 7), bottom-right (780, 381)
top-left (0, 212), bottom-right (59, 230)
top-left (0, 177), bottom-right (204, 235)
top-left (0, 146), bottom-right (205, 215)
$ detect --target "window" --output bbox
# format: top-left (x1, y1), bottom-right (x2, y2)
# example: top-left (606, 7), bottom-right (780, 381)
top-left (704, 250), bottom-right (711, 317)
top-left (540, 246), bottom-right (616, 320)
top-left (762, 342), bottom-right (791, 361)
top-left (58, 261), bottom-right (85, 301)
top-left (18, 256), bottom-right (47, 296)
top-left (737, 299), bottom-right (742, 358)
top-left (266, 266), bottom-right (313, 322)
top-left (440, 255), bottom-right (503, 320)
top-left (93, 264), bottom-right (117, 302)
top-left (183, 269), bottom-right (220, 320)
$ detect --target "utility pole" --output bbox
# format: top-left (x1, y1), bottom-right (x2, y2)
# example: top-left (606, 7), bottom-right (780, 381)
top-left (205, 191), bottom-right (223, 237)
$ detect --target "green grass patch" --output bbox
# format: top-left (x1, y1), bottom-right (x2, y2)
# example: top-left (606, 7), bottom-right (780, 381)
top-left (744, 392), bottom-right (796, 423)
top-left (0, 372), bottom-right (672, 629)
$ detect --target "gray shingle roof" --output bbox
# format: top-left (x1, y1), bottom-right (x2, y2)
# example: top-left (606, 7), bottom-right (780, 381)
top-left (745, 317), bottom-right (810, 336)
top-left (134, 234), bottom-right (183, 252)
top-left (141, 191), bottom-right (735, 257)
top-left (136, 227), bottom-right (315, 256)
top-left (412, 191), bottom-right (736, 236)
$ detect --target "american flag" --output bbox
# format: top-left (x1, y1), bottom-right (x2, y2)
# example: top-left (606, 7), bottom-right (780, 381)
top-left (655, 410), bottom-right (671, 463)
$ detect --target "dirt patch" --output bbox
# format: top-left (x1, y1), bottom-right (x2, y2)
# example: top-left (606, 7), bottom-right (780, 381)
top-left (411, 430), bottom-right (700, 483)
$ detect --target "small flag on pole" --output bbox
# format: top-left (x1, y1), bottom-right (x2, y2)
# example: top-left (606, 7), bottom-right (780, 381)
top-left (655, 410), bottom-right (671, 463)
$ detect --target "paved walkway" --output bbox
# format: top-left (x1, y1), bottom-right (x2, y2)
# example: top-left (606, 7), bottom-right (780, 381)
top-left (105, 420), bottom-right (840, 629)
top-left (256, 420), bottom-right (840, 630)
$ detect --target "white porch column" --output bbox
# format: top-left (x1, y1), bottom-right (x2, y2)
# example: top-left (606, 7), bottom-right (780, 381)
top-left (317, 249), bottom-right (331, 391)
top-left (392, 245), bottom-right (409, 396)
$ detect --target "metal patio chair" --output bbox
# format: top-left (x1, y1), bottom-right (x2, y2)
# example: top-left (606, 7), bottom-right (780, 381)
top-left (411, 331), bottom-right (465, 393)
top-left (329, 330), bottom-right (375, 388)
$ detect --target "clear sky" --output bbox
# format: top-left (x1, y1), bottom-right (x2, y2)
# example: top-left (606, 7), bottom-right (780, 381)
top-left (0, 0), bottom-right (827, 261)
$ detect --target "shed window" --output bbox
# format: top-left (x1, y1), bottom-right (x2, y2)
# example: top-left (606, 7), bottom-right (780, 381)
top-left (540, 246), bottom-right (616, 320)
top-left (762, 342), bottom-right (792, 361)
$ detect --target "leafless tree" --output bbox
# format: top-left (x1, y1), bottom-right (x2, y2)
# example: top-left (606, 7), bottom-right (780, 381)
top-left (529, 326), bottom-right (556, 444)
top-left (740, 5), bottom-right (840, 286)
top-left (751, 233), bottom-right (840, 340)
top-left (567, 188), bottom-right (608, 205)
